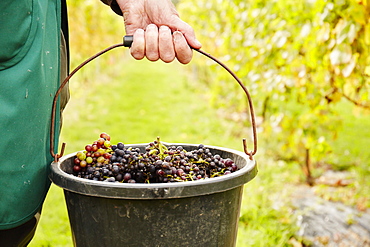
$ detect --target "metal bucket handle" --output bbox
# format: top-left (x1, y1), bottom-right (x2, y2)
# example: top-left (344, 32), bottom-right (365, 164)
top-left (50, 36), bottom-right (257, 161)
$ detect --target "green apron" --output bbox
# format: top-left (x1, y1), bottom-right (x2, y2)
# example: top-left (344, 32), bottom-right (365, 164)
top-left (0, 0), bottom-right (61, 229)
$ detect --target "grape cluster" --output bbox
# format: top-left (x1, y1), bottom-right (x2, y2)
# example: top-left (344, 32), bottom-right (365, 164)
top-left (72, 134), bottom-right (238, 183)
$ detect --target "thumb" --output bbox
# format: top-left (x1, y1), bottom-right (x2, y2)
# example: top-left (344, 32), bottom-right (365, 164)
top-left (169, 18), bottom-right (202, 50)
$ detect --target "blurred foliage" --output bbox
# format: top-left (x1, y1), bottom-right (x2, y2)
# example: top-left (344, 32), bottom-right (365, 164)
top-left (67, 0), bottom-right (128, 87)
top-left (29, 1), bottom-right (369, 246)
top-left (178, 0), bottom-right (370, 169)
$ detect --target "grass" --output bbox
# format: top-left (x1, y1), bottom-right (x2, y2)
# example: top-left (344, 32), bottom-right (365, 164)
top-left (315, 102), bottom-right (370, 210)
top-left (328, 102), bottom-right (370, 168)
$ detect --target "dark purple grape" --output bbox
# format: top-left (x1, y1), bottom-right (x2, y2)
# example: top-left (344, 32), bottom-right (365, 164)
top-left (156, 169), bottom-right (165, 177)
top-left (86, 167), bottom-right (94, 174)
top-left (110, 155), bottom-right (117, 162)
top-left (117, 142), bottom-right (125, 150)
top-left (115, 149), bottom-right (125, 157)
top-left (115, 174), bottom-right (123, 181)
top-left (162, 162), bottom-right (170, 170)
top-left (123, 173), bottom-right (131, 182)
top-left (231, 164), bottom-right (238, 172)
top-left (176, 169), bottom-right (184, 177)
top-left (113, 165), bottom-right (119, 174)
top-left (148, 165), bottom-right (156, 173)
top-left (224, 158), bottom-right (234, 167)
top-left (165, 169), bottom-right (172, 175)
top-left (155, 160), bottom-right (163, 167)
top-left (94, 171), bottom-right (101, 178)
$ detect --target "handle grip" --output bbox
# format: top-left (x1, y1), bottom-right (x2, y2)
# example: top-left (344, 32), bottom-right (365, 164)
top-left (123, 35), bottom-right (134, 47)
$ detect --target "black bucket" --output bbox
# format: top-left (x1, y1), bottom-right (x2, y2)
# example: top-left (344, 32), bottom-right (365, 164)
top-left (50, 143), bottom-right (257, 246)
top-left (49, 36), bottom-right (259, 246)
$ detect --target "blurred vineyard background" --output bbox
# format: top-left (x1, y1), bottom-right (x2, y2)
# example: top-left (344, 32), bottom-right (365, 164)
top-left (30, 0), bottom-right (369, 246)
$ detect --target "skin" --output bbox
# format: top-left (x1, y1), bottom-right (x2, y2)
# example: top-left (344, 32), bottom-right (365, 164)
top-left (116, 0), bottom-right (202, 64)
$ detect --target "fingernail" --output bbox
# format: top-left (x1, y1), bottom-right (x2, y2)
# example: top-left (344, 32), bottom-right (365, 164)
top-left (194, 39), bottom-right (202, 47)
top-left (173, 31), bottom-right (182, 41)
top-left (135, 28), bottom-right (144, 34)
top-left (147, 24), bottom-right (157, 30)
top-left (160, 25), bottom-right (170, 31)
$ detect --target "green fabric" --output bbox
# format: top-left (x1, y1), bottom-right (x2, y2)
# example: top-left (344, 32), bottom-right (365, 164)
top-left (0, 0), bottom-right (61, 229)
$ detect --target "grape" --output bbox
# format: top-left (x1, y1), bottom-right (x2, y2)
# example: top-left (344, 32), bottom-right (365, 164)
top-left (104, 140), bottom-right (111, 148)
top-left (224, 158), bottom-right (234, 167)
top-left (100, 132), bottom-right (110, 141)
top-left (165, 169), bottom-right (173, 175)
top-left (97, 138), bottom-right (105, 146)
top-left (85, 145), bottom-right (93, 152)
top-left (155, 160), bottom-right (163, 167)
top-left (74, 158), bottom-right (81, 165)
top-left (72, 133), bottom-right (238, 183)
top-left (231, 164), bottom-right (238, 172)
top-left (73, 165), bottom-right (81, 173)
top-left (86, 167), bottom-right (94, 174)
top-left (76, 151), bottom-right (86, 161)
top-left (115, 149), bottom-right (124, 157)
top-left (176, 169), bottom-right (184, 177)
top-left (156, 169), bottom-right (165, 177)
top-left (149, 165), bottom-right (156, 173)
top-left (115, 174), bottom-right (123, 181)
top-left (80, 160), bottom-right (87, 168)
top-left (123, 173), bottom-right (132, 181)
top-left (162, 162), bottom-right (170, 170)
top-left (113, 165), bottom-right (119, 174)
top-left (97, 156), bottom-right (105, 164)
top-left (86, 157), bottom-right (93, 164)
top-left (103, 153), bottom-right (111, 159)
top-left (117, 142), bottom-right (124, 150)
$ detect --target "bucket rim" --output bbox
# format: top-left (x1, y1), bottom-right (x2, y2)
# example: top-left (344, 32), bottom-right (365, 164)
top-left (49, 143), bottom-right (257, 199)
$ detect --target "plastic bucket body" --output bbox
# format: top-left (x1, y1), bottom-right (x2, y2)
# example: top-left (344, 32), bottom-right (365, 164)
top-left (50, 143), bottom-right (257, 247)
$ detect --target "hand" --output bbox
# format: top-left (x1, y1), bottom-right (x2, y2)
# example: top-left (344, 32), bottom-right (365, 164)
top-left (116, 0), bottom-right (202, 64)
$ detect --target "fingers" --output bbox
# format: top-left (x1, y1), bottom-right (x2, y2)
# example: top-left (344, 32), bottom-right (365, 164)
top-left (130, 24), bottom-right (193, 64)
top-left (145, 24), bottom-right (159, 61)
top-left (158, 26), bottom-right (175, 63)
top-left (173, 31), bottom-right (192, 64)
top-left (169, 18), bottom-right (202, 50)
top-left (131, 29), bottom-right (145, 60)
